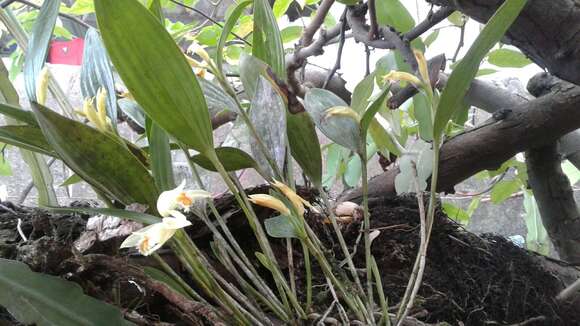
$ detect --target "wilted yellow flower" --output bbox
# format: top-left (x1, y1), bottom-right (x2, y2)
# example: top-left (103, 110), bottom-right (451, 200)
top-left (156, 180), bottom-right (212, 219)
top-left (324, 106), bottom-right (360, 122)
top-left (414, 49), bottom-right (430, 85)
top-left (272, 180), bottom-right (312, 216)
top-left (80, 93), bottom-right (112, 133)
top-left (36, 67), bottom-right (50, 105)
top-left (383, 71), bottom-right (422, 86)
top-left (248, 194), bottom-right (291, 216)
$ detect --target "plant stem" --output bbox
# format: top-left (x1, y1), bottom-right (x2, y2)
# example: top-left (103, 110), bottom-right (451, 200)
top-left (360, 144), bottom-right (376, 325)
top-left (207, 151), bottom-right (305, 319)
top-left (301, 241), bottom-right (312, 312)
top-left (151, 253), bottom-right (206, 303)
top-left (317, 189), bottom-right (367, 300)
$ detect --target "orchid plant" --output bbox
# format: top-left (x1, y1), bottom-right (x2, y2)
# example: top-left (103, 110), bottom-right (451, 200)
top-left (0, 0), bottom-right (527, 324)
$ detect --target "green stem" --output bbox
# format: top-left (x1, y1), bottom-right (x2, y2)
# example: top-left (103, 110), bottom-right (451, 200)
top-left (360, 144), bottom-right (376, 325)
top-left (301, 241), bottom-right (312, 312)
top-left (207, 151), bottom-right (305, 319)
top-left (151, 253), bottom-right (206, 303)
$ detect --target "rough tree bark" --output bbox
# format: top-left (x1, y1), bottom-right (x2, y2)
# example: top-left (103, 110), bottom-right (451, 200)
top-left (428, 0), bottom-right (580, 86)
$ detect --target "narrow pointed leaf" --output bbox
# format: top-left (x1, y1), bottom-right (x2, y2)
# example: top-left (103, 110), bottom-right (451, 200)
top-left (433, 0), bottom-right (527, 140)
top-left (360, 86), bottom-right (390, 134)
top-left (239, 53), bottom-right (271, 99)
top-left (95, 0), bottom-right (214, 154)
top-left (217, 0), bottom-right (252, 74)
top-left (0, 258), bottom-right (131, 326)
top-left (253, 0), bottom-right (285, 79)
top-left (250, 76), bottom-right (287, 178)
top-left (44, 206), bottom-right (160, 225)
top-left (0, 103), bottom-right (38, 126)
top-left (31, 103), bottom-right (158, 207)
top-left (80, 28), bottom-right (118, 129)
top-left (191, 147), bottom-right (257, 172)
top-left (0, 125), bottom-right (55, 157)
top-left (304, 88), bottom-right (361, 152)
top-left (118, 98), bottom-right (146, 128)
top-left (23, 0), bottom-right (61, 101)
top-left (287, 111), bottom-right (322, 187)
top-left (149, 122), bottom-right (175, 191)
top-left (199, 79), bottom-right (239, 115)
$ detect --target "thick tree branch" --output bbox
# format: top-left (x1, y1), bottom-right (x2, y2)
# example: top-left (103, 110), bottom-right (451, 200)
top-left (342, 74), bottom-right (580, 202)
top-left (427, 0), bottom-right (580, 86)
top-left (526, 144), bottom-right (580, 263)
top-left (301, 0), bottom-right (335, 47)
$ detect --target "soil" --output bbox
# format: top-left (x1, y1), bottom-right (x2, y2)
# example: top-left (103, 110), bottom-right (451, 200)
top-left (0, 189), bottom-right (579, 325)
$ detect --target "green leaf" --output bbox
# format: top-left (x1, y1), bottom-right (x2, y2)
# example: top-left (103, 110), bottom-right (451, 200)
top-left (32, 103), bottom-right (158, 207)
top-left (23, 0), bottom-right (60, 101)
top-left (0, 125), bottom-right (55, 157)
top-left (199, 79), bottom-right (239, 116)
top-left (217, 0), bottom-right (252, 74)
top-left (476, 68), bottom-right (498, 77)
top-left (190, 147), bottom-right (257, 172)
top-left (239, 53), bottom-right (271, 99)
top-left (413, 93), bottom-right (433, 141)
top-left (0, 152), bottom-right (12, 176)
top-left (344, 155), bottom-right (362, 187)
top-left (447, 11), bottom-right (465, 26)
top-left (523, 190), bottom-right (549, 255)
top-left (395, 139), bottom-right (433, 194)
top-left (322, 143), bottom-right (347, 187)
top-left (304, 88), bottom-right (361, 152)
top-left (423, 30), bottom-right (439, 47)
top-left (95, 0), bottom-right (214, 154)
top-left (442, 202), bottom-right (470, 223)
top-left (44, 206), bottom-right (160, 225)
top-left (60, 173), bottom-right (82, 187)
top-left (487, 48), bottom-right (532, 68)
top-left (80, 28), bottom-right (118, 130)
top-left (287, 111), bottom-right (322, 187)
top-left (149, 122), bottom-right (175, 191)
top-left (250, 76), bottom-right (287, 178)
top-left (351, 73), bottom-right (375, 113)
top-left (281, 26), bottom-right (303, 44)
top-left (0, 258), bottom-right (131, 326)
top-left (253, 0), bottom-right (286, 79)
top-left (433, 0), bottom-right (527, 140)
top-left (360, 86), bottom-right (390, 135)
top-left (490, 179), bottom-right (522, 204)
top-left (562, 160), bottom-right (580, 185)
top-left (264, 215), bottom-right (299, 238)
top-left (0, 103), bottom-right (38, 126)
top-left (368, 119), bottom-right (400, 156)
top-left (117, 99), bottom-right (146, 128)
top-left (273, 0), bottom-right (293, 18)
top-left (376, 0), bottom-right (415, 33)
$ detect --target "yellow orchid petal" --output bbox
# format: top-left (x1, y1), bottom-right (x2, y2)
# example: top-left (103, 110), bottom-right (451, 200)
top-left (120, 222), bottom-right (180, 256)
top-left (185, 55), bottom-right (204, 68)
top-left (36, 67), bottom-right (50, 106)
top-left (96, 87), bottom-right (108, 129)
top-left (187, 42), bottom-right (211, 64)
top-left (272, 180), bottom-right (308, 216)
top-left (413, 50), bottom-right (430, 85)
top-left (383, 71), bottom-right (422, 86)
top-left (83, 98), bottom-right (102, 129)
top-left (324, 106), bottom-right (360, 122)
top-left (248, 194), bottom-right (291, 215)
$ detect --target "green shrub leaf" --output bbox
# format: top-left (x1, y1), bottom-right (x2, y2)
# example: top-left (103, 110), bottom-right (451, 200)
top-left (0, 258), bottom-right (131, 326)
top-left (487, 48), bottom-right (532, 68)
top-left (32, 103), bottom-right (158, 207)
top-left (287, 111), bottom-right (322, 187)
top-left (191, 147), bottom-right (257, 172)
top-left (265, 215), bottom-right (298, 238)
top-left (253, 0), bottom-right (286, 79)
top-left (95, 0), bottom-right (214, 154)
top-left (0, 125), bottom-right (54, 157)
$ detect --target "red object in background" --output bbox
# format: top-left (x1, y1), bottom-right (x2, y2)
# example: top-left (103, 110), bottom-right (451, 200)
top-left (47, 38), bottom-right (85, 65)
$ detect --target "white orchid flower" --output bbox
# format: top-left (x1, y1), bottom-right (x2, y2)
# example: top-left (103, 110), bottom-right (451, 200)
top-left (120, 216), bottom-right (191, 256)
top-left (120, 180), bottom-right (211, 256)
top-left (156, 180), bottom-right (212, 218)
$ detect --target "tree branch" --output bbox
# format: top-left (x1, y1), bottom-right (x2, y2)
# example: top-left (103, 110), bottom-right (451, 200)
top-left (526, 144), bottom-right (580, 263)
top-left (341, 74), bottom-right (580, 202)
top-left (301, 0), bottom-right (335, 47)
top-left (403, 6), bottom-right (454, 42)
